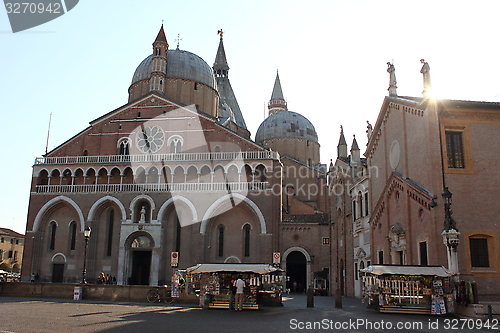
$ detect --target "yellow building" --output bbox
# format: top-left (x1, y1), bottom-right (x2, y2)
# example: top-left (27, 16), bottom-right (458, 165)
top-left (0, 228), bottom-right (24, 275)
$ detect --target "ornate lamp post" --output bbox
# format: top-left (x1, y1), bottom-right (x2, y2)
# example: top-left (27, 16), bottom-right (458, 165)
top-left (440, 187), bottom-right (459, 273)
top-left (82, 226), bottom-right (91, 284)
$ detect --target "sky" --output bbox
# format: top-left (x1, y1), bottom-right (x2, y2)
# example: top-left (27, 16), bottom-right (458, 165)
top-left (2, 0), bottom-right (500, 234)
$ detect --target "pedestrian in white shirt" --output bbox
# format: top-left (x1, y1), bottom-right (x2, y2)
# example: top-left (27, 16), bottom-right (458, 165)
top-left (234, 275), bottom-right (246, 311)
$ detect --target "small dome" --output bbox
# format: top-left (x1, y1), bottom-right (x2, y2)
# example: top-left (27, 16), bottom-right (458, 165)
top-left (255, 111), bottom-right (318, 144)
top-left (131, 49), bottom-right (216, 89)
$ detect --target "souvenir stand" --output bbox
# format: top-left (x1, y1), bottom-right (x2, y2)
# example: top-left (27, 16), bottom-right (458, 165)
top-left (360, 265), bottom-right (455, 315)
top-left (185, 263), bottom-right (284, 309)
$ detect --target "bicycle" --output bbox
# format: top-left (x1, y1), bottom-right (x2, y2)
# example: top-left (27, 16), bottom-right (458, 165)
top-left (147, 286), bottom-right (173, 304)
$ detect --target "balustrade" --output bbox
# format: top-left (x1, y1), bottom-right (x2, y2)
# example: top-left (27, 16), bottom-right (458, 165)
top-left (34, 182), bottom-right (268, 194)
top-left (34, 151), bottom-right (279, 165)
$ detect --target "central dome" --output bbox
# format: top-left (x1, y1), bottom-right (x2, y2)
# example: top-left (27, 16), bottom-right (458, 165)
top-left (255, 111), bottom-right (318, 144)
top-left (131, 49), bottom-right (216, 89)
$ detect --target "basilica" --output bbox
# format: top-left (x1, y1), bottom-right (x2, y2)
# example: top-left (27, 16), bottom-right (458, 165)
top-left (22, 26), bottom-right (331, 290)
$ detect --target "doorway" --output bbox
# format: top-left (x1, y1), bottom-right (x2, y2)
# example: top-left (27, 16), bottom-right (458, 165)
top-left (286, 251), bottom-right (307, 293)
top-left (52, 263), bottom-right (64, 283)
top-left (130, 250), bottom-right (151, 285)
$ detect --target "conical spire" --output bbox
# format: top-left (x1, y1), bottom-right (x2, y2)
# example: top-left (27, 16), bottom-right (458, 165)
top-left (268, 71), bottom-right (287, 115)
top-left (213, 29), bottom-right (229, 75)
top-left (213, 30), bottom-right (248, 133)
top-left (271, 71), bottom-right (285, 100)
top-left (338, 126), bottom-right (347, 146)
top-left (155, 24), bottom-right (168, 44)
top-left (337, 126), bottom-right (348, 158)
top-left (351, 135), bottom-right (359, 151)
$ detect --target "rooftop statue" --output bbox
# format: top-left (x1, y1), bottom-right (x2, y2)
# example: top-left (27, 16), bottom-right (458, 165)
top-left (420, 59), bottom-right (431, 97)
top-left (387, 62), bottom-right (397, 96)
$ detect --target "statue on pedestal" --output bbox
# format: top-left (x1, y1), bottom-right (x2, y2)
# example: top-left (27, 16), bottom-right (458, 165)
top-left (387, 62), bottom-right (397, 96)
top-left (139, 205), bottom-right (146, 223)
top-left (420, 59), bottom-right (431, 97)
top-left (366, 121), bottom-right (373, 140)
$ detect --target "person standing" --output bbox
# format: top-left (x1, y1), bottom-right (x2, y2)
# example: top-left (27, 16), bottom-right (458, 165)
top-left (229, 275), bottom-right (236, 311)
top-left (233, 275), bottom-right (246, 311)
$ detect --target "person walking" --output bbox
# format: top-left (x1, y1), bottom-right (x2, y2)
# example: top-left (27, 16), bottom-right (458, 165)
top-left (233, 275), bottom-right (246, 311)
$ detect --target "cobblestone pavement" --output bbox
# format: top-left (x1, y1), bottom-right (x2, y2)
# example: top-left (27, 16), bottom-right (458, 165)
top-left (0, 295), bottom-right (491, 333)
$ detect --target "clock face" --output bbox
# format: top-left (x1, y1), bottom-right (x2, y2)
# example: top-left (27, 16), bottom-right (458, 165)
top-left (136, 125), bottom-right (165, 153)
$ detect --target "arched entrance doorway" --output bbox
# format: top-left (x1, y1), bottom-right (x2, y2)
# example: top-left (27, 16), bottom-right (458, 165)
top-left (286, 251), bottom-right (307, 293)
top-left (128, 234), bottom-right (153, 285)
top-left (52, 253), bottom-right (66, 283)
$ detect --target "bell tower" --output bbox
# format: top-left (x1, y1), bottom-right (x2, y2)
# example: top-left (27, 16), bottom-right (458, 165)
top-left (149, 25), bottom-right (169, 94)
top-left (268, 71), bottom-right (287, 115)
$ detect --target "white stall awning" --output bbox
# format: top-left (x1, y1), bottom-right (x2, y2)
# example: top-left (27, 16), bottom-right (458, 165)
top-left (186, 263), bottom-right (281, 274)
top-left (360, 265), bottom-right (453, 277)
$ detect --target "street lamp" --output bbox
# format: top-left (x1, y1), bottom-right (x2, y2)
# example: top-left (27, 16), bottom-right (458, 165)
top-left (441, 187), bottom-right (459, 274)
top-left (82, 226), bottom-right (91, 284)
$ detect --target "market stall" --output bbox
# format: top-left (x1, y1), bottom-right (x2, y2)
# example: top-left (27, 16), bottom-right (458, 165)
top-left (185, 263), bottom-right (284, 309)
top-left (360, 265), bottom-right (455, 315)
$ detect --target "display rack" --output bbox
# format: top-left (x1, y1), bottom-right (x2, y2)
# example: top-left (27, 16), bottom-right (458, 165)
top-left (360, 265), bottom-right (455, 315)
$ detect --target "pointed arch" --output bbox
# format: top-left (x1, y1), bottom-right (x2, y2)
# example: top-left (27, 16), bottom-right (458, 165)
top-left (161, 166), bottom-right (172, 183)
top-left (213, 164), bottom-right (225, 182)
top-left (37, 169), bottom-right (49, 185)
top-left (173, 165), bottom-right (185, 183)
top-left (50, 168), bottom-right (61, 178)
top-left (147, 166), bottom-right (159, 184)
top-left (135, 166), bottom-right (146, 183)
top-left (122, 166), bottom-right (134, 184)
top-left (200, 193), bottom-right (266, 234)
top-left (97, 167), bottom-right (109, 186)
top-left (33, 196), bottom-right (85, 232)
top-left (74, 168), bottom-right (85, 185)
top-left (86, 168), bottom-right (97, 184)
top-left (186, 165), bottom-right (198, 183)
top-left (109, 167), bottom-right (121, 184)
top-left (88, 195), bottom-right (127, 222)
top-left (226, 164), bottom-right (239, 183)
top-left (199, 165), bottom-right (211, 183)
top-left (157, 196), bottom-right (198, 223)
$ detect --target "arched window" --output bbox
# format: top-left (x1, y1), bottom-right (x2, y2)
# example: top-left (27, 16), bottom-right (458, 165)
top-left (352, 200), bottom-right (357, 221)
top-left (38, 170), bottom-right (49, 186)
top-left (358, 192), bottom-right (363, 217)
top-left (170, 140), bottom-right (182, 153)
top-left (218, 225), bottom-right (224, 257)
top-left (255, 165), bottom-right (267, 182)
top-left (69, 222), bottom-right (76, 251)
top-left (364, 192), bottom-right (369, 216)
top-left (49, 222), bottom-right (57, 250)
top-left (107, 209), bottom-right (114, 256)
top-left (168, 135), bottom-right (183, 154)
top-left (119, 139), bottom-right (130, 155)
top-left (175, 214), bottom-right (181, 253)
top-left (244, 224), bottom-right (251, 257)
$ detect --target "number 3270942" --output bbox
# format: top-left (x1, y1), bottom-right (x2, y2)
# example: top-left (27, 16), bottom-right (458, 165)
top-left (5, 3), bottom-right (61, 14)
